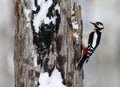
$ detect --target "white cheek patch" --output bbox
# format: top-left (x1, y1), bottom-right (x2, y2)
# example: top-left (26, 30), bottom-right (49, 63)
top-left (98, 24), bottom-right (103, 28)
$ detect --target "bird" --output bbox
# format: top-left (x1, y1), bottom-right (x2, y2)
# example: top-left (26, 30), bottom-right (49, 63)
top-left (77, 21), bottom-right (104, 70)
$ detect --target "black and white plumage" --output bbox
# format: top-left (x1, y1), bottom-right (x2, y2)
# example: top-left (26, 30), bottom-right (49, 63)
top-left (77, 21), bottom-right (104, 70)
top-left (31, 0), bottom-right (61, 66)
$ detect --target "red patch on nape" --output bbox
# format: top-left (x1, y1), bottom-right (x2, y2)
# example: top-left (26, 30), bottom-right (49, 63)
top-left (83, 49), bottom-right (87, 55)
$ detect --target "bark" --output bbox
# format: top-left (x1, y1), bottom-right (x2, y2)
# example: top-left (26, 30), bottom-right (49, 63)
top-left (14, 0), bottom-right (83, 87)
top-left (59, 1), bottom-right (83, 87)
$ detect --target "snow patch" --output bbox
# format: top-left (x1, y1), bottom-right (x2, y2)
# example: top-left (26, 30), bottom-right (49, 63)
top-left (34, 54), bottom-right (38, 67)
top-left (31, 0), bottom-right (37, 10)
top-left (44, 17), bottom-right (56, 24)
top-left (73, 32), bottom-right (79, 44)
top-left (38, 68), bottom-right (66, 87)
top-left (33, 0), bottom-right (53, 32)
top-left (55, 4), bottom-right (60, 13)
top-left (33, 0), bottom-right (55, 33)
top-left (72, 21), bottom-right (79, 29)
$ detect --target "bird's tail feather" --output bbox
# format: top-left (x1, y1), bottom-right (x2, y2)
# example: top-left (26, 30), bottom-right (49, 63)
top-left (77, 55), bottom-right (87, 71)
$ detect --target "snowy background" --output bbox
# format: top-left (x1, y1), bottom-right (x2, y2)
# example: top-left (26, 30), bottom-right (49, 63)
top-left (0, 0), bottom-right (120, 87)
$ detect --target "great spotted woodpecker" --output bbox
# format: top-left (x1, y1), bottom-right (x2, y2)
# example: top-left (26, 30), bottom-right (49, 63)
top-left (77, 21), bottom-right (104, 70)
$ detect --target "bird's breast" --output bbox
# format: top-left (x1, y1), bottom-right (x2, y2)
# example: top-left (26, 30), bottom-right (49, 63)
top-left (82, 34), bottom-right (89, 48)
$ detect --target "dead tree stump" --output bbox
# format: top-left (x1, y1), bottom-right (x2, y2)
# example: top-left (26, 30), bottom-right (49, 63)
top-left (14, 0), bottom-right (83, 87)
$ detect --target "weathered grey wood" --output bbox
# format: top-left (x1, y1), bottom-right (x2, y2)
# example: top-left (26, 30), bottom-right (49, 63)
top-left (58, 1), bottom-right (83, 87)
top-left (14, 0), bottom-right (35, 87)
top-left (14, 0), bottom-right (83, 87)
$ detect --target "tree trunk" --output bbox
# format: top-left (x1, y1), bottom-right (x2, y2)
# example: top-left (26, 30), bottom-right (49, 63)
top-left (14, 0), bottom-right (83, 87)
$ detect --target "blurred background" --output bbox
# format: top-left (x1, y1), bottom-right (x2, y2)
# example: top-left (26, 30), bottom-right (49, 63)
top-left (0, 0), bottom-right (120, 87)
top-left (0, 0), bottom-right (14, 87)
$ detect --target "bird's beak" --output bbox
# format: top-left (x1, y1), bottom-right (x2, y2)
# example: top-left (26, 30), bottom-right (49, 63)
top-left (90, 22), bottom-right (95, 25)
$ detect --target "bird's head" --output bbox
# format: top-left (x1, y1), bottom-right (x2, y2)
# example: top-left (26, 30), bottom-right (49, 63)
top-left (90, 21), bottom-right (104, 31)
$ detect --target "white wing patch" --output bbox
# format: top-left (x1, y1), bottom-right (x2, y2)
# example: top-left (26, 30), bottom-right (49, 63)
top-left (92, 32), bottom-right (97, 48)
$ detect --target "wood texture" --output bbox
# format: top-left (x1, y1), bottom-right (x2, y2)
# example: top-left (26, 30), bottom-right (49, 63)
top-left (59, 1), bottom-right (83, 87)
top-left (14, 0), bottom-right (83, 87)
